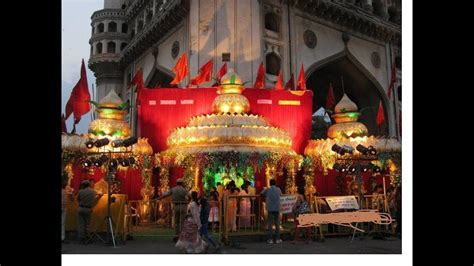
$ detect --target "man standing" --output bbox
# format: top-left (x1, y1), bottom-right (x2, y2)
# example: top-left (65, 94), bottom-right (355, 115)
top-left (61, 179), bottom-right (73, 244)
top-left (77, 180), bottom-right (103, 244)
top-left (261, 179), bottom-right (282, 244)
top-left (157, 178), bottom-right (189, 241)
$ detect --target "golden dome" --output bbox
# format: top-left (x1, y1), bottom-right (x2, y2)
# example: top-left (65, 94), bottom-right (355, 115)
top-left (165, 68), bottom-right (295, 157)
top-left (218, 68), bottom-right (244, 94)
top-left (88, 89), bottom-right (131, 138)
top-left (95, 89), bottom-right (127, 120)
top-left (213, 68), bottom-right (250, 114)
top-left (334, 93), bottom-right (358, 113)
top-left (99, 89), bottom-right (123, 108)
top-left (88, 119), bottom-right (131, 138)
top-left (166, 113), bottom-right (294, 154)
top-left (327, 122), bottom-right (368, 139)
top-left (328, 94), bottom-right (368, 139)
top-left (212, 94), bottom-right (250, 114)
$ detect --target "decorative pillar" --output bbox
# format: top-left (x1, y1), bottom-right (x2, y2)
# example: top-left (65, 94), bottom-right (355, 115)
top-left (265, 164), bottom-right (271, 187)
top-left (140, 155), bottom-right (154, 223)
top-left (286, 160), bottom-right (297, 194)
top-left (192, 165), bottom-right (200, 193)
top-left (303, 156), bottom-right (316, 207)
top-left (157, 165), bottom-right (170, 225)
top-left (159, 166), bottom-right (170, 194)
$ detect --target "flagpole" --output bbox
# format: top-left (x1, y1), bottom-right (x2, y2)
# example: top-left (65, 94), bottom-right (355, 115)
top-left (91, 83), bottom-right (95, 121)
top-left (341, 76), bottom-right (345, 94)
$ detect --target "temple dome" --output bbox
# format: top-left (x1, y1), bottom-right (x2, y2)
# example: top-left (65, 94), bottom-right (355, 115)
top-left (334, 93), bottom-right (358, 113)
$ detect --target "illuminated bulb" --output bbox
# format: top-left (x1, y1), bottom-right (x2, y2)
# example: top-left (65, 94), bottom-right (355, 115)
top-left (221, 104), bottom-right (230, 113)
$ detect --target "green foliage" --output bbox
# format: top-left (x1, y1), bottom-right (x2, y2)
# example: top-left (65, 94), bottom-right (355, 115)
top-left (89, 100), bottom-right (100, 108)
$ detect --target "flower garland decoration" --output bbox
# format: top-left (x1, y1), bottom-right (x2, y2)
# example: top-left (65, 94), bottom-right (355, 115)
top-left (160, 150), bottom-right (299, 174)
top-left (302, 156), bottom-right (316, 195)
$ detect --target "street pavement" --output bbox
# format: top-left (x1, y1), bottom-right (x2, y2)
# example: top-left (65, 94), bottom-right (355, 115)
top-left (61, 236), bottom-right (401, 254)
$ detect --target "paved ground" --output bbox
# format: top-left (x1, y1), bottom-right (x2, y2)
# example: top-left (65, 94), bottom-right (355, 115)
top-left (61, 235), bottom-right (401, 254)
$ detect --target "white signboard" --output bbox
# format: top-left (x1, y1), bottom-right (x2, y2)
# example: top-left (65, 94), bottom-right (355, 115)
top-left (280, 195), bottom-right (298, 214)
top-left (257, 99), bottom-right (272, 104)
top-left (325, 196), bottom-right (359, 211)
top-left (160, 100), bottom-right (176, 105)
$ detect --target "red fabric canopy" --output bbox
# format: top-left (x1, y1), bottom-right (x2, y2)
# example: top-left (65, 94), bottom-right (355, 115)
top-left (137, 88), bottom-right (313, 154)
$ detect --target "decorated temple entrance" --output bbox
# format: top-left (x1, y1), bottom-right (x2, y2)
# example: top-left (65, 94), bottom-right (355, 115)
top-left (202, 166), bottom-right (255, 193)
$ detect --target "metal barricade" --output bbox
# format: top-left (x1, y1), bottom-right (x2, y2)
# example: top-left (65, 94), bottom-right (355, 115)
top-left (312, 195), bottom-right (393, 238)
top-left (221, 194), bottom-right (263, 243)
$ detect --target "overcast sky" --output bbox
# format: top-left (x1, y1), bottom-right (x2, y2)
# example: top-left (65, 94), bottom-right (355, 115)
top-left (62, 0), bottom-right (103, 134)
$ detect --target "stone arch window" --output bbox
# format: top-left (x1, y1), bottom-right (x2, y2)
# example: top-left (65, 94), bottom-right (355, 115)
top-left (107, 42), bottom-right (116, 53)
top-left (97, 23), bottom-right (104, 33)
top-left (90, 45), bottom-right (93, 56)
top-left (122, 23), bottom-right (128, 33)
top-left (265, 12), bottom-right (280, 33)
top-left (120, 42), bottom-right (127, 51)
top-left (108, 22), bottom-right (117, 32)
top-left (96, 42), bottom-right (103, 54)
top-left (92, 26), bottom-right (95, 35)
top-left (265, 52), bottom-right (281, 76)
top-left (131, 29), bottom-right (136, 38)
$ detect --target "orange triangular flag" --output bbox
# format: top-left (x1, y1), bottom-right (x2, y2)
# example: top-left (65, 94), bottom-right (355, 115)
top-left (296, 63), bottom-right (306, 90)
top-left (190, 59), bottom-right (213, 86)
top-left (275, 70), bottom-right (284, 90)
top-left (254, 62), bottom-right (265, 89)
top-left (170, 53), bottom-right (189, 85)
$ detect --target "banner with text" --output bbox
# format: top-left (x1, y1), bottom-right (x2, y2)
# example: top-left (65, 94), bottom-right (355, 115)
top-left (280, 195), bottom-right (298, 214)
top-left (325, 196), bottom-right (359, 211)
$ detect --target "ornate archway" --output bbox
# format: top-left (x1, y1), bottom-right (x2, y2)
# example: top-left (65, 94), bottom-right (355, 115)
top-left (145, 65), bottom-right (175, 88)
top-left (306, 51), bottom-right (391, 136)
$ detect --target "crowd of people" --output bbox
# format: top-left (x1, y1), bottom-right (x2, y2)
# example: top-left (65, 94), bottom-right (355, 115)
top-left (62, 172), bottom-right (402, 252)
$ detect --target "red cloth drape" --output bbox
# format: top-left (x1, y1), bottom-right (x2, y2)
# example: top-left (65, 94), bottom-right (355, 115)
top-left (69, 162), bottom-right (143, 200)
top-left (312, 170), bottom-right (390, 196)
top-left (137, 88), bottom-right (313, 154)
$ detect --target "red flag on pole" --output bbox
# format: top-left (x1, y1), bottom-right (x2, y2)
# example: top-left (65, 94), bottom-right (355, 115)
top-left (65, 59), bottom-right (91, 124)
top-left (296, 63), bottom-right (307, 90)
top-left (131, 68), bottom-right (144, 102)
top-left (131, 68), bottom-right (144, 92)
top-left (254, 62), bottom-right (266, 89)
top-left (170, 53), bottom-right (189, 85)
top-left (325, 83), bottom-right (335, 110)
top-left (274, 70), bottom-right (284, 90)
top-left (387, 63), bottom-right (396, 98)
top-left (190, 59), bottom-right (213, 86)
top-left (376, 100), bottom-right (385, 128)
top-left (65, 99), bottom-right (73, 120)
top-left (213, 62), bottom-right (227, 86)
top-left (285, 73), bottom-right (295, 90)
top-left (61, 114), bottom-right (67, 133)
